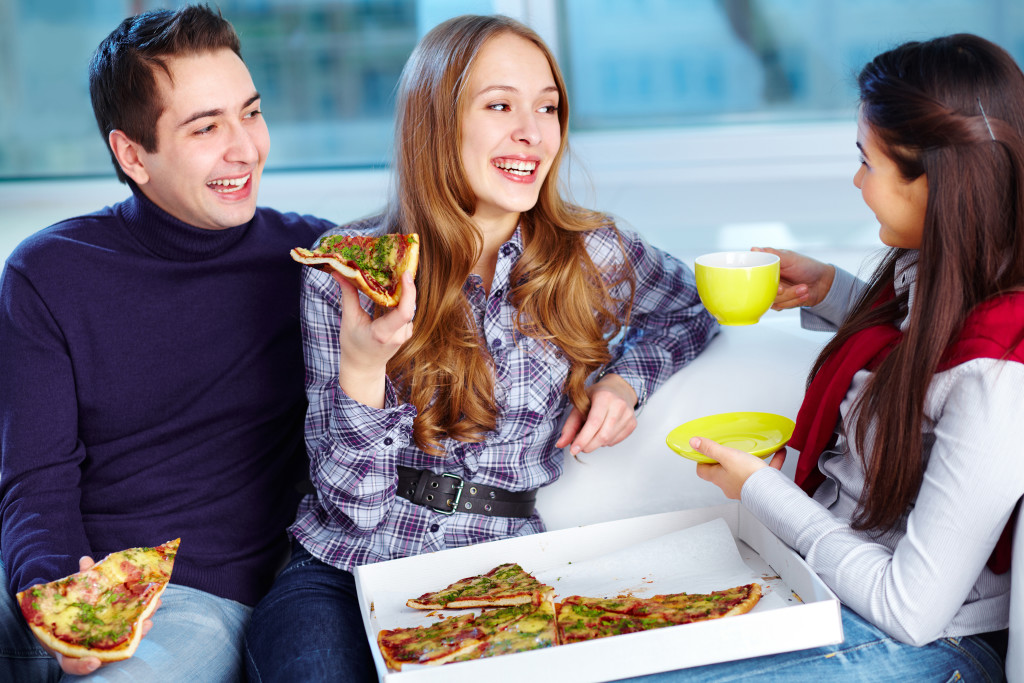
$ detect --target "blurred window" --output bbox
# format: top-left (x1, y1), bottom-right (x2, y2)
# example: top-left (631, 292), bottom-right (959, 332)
top-left (2, 0), bottom-right (1024, 178)
top-left (561, 0), bottom-right (1024, 129)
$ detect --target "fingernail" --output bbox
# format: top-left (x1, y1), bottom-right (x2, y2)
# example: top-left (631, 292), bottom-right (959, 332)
top-left (689, 437), bottom-right (702, 449)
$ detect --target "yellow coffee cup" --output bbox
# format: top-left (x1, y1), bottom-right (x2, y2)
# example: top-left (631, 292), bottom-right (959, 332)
top-left (695, 251), bottom-right (780, 326)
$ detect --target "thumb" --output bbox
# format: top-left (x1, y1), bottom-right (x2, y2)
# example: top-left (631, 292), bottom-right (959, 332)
top-left (689, 437), bottom-right (735, 464)
top-left (556, 407), bottom-right (584, 448)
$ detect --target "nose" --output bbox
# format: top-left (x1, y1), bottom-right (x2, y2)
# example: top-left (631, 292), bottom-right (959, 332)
top-left (512, 110), bottom-right (542, 145)
top-left (226, 121), bottom-right (260, 165)
top-left (853, 164), bottom-right (865, 189)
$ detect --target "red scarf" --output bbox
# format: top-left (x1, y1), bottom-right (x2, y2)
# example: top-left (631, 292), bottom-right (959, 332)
top-left (790, 291), bottom-right (1024, 574)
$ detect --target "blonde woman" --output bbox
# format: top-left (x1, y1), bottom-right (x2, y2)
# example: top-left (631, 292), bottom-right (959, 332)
top-left (245, 14), bottom-right (716, 680)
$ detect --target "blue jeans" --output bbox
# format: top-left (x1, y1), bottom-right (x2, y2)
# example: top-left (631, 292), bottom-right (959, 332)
top-left (622, 605), bottom-right (1005, 682)
top-left (244, 540), bottom-right (376, 682)
top-left (0, 554), bottom-right (252, 682)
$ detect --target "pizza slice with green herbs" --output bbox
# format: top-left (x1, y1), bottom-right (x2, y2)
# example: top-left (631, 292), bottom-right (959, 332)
top-left (290, 232), bottom-right (419, 307)
top-left (377, 601), bottom-right (555, 671)
top-left (406, 562), bottom-right (554, 610)
top-left (17, 539), bottom-right (179, 662)
top-left (555, 583), bottom-right (762, 644)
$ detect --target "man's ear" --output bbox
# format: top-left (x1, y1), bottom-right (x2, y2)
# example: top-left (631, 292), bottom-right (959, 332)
top-left (108, 130), bottom-right (150, 185)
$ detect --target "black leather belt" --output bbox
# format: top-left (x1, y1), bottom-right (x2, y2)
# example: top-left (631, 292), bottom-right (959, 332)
top-left (395, 466), bottom-right (536, 518)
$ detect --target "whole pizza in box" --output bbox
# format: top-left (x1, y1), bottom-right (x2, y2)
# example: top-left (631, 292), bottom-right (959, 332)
top-left (377, 561), bottom-right (762, 671)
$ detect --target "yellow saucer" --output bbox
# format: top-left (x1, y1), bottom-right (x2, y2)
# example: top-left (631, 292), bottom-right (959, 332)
top-left (666, 412), bottom-right (795, 464)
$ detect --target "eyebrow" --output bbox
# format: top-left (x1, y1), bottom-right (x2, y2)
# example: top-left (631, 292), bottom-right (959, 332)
top-left (474, 84), bottom-right (559, 98)
top-left (856, 141), bottom-right (868, 158)
top-left (177, 92), bottom-right (261, 128)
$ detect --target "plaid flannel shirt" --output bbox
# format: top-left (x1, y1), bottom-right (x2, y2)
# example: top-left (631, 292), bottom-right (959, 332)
top-left (290, 220), bottom-right (717, 571)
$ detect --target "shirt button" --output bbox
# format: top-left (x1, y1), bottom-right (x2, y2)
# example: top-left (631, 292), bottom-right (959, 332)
top-left (493, 288), bottom-right (503, 298)
top-left (491, 338), bottom-right (502, 348)
top-left (383, 437), bottom-right (393, 446)
top-left (430, 524), bottom-right (440, 532)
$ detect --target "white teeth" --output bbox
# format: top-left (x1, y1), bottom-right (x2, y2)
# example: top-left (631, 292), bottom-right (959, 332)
top-left (492, 159), bottom-right (537, 176)
top-left (207, 174), bottom-right (250, 192)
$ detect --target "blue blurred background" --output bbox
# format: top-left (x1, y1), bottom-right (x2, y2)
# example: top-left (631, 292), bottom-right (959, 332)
top-left (4, 0), bottom-right (1023, 273)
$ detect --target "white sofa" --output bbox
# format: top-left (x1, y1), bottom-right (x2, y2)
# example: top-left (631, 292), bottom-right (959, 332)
top-left (536, 314), bottom-right (1018, 677)
top-left (1009, 511), bottom-right (1022, 682)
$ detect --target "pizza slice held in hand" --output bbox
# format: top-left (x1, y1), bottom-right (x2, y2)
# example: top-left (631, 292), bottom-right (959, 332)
top-left (17, 539), bottom-right (180, 662)
top-left (291, 233), bottom-right (419, 307)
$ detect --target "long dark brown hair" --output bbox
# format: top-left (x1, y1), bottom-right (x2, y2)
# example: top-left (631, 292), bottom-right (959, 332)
top-left (812, 34), bottom-right (1024, 531)
top-left (381, 15), bottom-right (633, 455)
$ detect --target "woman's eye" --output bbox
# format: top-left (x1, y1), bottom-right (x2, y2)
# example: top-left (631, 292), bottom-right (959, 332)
top-left (488, 103), bottom-right (510, 112)
top-left (539, 105), bottom-right (559, 114)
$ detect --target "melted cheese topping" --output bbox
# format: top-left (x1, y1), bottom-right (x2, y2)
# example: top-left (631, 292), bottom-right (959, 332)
top-left (20, 542), bottom-right (177, 651)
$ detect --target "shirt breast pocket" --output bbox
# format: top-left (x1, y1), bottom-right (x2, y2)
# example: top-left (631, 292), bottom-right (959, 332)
top-left (495, 335), bottom-right (571, 429)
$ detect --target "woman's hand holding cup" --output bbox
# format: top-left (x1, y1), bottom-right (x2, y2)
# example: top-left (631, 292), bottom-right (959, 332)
top-left (751, 247), bottom-right (835, 310)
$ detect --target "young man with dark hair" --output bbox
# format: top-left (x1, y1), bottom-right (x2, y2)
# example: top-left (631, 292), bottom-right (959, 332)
top-left (0, 4), bottom-right (334, 679)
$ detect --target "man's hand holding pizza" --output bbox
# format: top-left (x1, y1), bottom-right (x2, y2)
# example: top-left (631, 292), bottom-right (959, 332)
top-left (30, 556), bottom-right (162, 675)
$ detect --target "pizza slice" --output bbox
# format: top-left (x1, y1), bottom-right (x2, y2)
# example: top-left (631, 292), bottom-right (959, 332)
top-left (451, 598), bottom-right (557, 661)
top-left (377, 611), bottom-right (485, 671)
top-left (556, 596), bottom-right (660, 644)
top-left (556, 583), bottom-right (762, 644)
top-left (17, 539), bottom-right (180, 662)
top-left (641, 583), bottom-right (763, 624)
top-left (406, 562), bottom-right (553, 610)
top-left (290, 232), bottom-right (419, 307)
top-left (378, 600), bottom-right (555, 671)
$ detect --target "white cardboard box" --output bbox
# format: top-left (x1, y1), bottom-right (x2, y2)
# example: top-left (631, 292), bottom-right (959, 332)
top-left (355, 502), bottom-right (843, 682)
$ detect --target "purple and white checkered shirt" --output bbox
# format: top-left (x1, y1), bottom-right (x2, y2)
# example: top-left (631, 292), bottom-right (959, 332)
top-left (290, 220), bottom-right (717, 571)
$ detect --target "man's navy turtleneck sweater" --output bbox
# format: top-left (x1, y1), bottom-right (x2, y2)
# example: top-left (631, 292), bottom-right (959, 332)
top-left (0, 187), bottom-right (333, 606)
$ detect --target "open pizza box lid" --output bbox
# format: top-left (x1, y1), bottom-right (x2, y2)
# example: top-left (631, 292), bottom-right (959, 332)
top-left (354, 502), bottom-right (843, 682)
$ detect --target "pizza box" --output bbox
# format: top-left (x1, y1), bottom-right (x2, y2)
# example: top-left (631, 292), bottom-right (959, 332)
top-left (354, 502), bottom-right (843, 682)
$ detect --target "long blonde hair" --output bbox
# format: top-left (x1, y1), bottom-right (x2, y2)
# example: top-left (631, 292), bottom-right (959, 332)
top-left (382, 14), bottom-right (634, 454)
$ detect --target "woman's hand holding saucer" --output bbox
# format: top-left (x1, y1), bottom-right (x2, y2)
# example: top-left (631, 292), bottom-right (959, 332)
top-left (692, 436), bottom-right (787, 499)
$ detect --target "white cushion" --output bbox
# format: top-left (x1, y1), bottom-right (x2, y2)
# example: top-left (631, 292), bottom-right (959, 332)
top-left (1008, 506), bottom-right (1022, 682)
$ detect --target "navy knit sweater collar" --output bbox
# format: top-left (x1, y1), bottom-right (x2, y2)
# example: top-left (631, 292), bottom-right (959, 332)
top-left (119, 181), bottom-right (250, 261)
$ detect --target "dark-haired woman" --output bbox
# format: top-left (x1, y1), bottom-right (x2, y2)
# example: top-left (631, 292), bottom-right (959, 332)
top-left (633, 33), bottom-right (1023, 681)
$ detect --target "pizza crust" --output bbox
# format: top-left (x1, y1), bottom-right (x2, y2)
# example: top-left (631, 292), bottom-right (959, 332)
top-left (377, 634), bottom-right (483, 672)
top-left (722, 581), bottom-right (761, 617)
top-left (406, 593), bottom-right (543, 610)
top-left (291, 233), bottom-right (420, 308)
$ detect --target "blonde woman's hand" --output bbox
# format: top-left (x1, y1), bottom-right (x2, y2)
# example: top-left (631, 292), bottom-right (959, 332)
top-left (335, 270), bottom-right (416, 408)
top-left (692, 437), bottom-right (787, 499)
top-left (752, 247), bottom-right (835, 310)
top-left (555, 373), bottom-right (638, 456)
